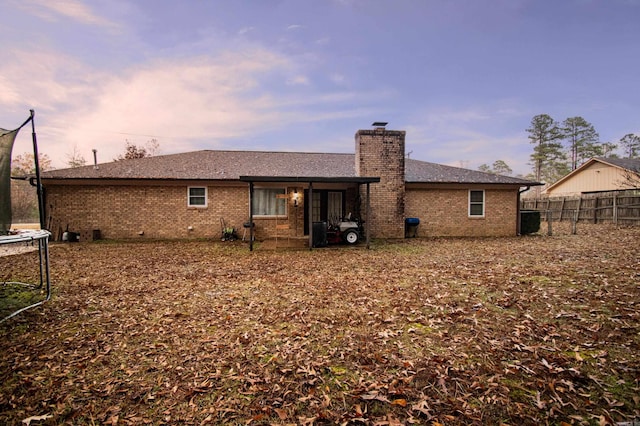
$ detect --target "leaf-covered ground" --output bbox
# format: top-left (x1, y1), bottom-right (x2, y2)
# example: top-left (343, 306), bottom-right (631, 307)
top-left (1, 223), bottom-right (639, 425)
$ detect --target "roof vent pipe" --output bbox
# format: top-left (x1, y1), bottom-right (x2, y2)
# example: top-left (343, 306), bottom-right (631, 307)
top-left (92, 149), bottom-right (98, 169)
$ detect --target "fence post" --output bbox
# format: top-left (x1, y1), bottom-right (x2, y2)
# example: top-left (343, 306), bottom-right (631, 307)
top-left (593, 196), bottom-right (598, 224)
top-left (547, 209), bottom-right (553, 236)
top-left (572, 208), bottom-right (578, 235)
top-left (559, 197), bottom-right (565, 221)
top-left (613, 193), bottom-right (618, 225)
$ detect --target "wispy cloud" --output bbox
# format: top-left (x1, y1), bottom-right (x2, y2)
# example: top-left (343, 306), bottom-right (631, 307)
top-left (238, 26), bottom-right (255, 35)
top-left (329, 73), bottom-right (346, 85)
top-left (2, 39), bottom-right (377, 166)
top-left (286, 75), bottom-right (310, 86)
top-left (20, 0), bottom-right (120, 30)
top-left (405, 103), bottom-right (531, 174)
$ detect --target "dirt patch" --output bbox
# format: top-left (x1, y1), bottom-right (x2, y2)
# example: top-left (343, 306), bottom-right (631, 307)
top-left (1, 224), bottom-right (639, 425)
top-left (0, 244), bottom-right (38, 257)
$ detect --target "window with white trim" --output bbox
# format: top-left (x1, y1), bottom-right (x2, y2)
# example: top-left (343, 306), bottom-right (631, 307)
top-left (252, 188), bottom-right (287, 216)
top-left (469, 190), bottom-right (485, 217)
top-left (188, 187), bottom-right (207, 207)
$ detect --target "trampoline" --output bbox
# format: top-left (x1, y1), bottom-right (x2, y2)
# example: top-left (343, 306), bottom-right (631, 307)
top-left (0, 230), bottom-right (51, 323)
top-left (1, 110), bottom-right (51, 323)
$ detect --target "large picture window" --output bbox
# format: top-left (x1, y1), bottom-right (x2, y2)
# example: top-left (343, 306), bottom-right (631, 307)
top-left (188, 187), bottom-right (207, 207)
top-left (469, 190), bottom-right (485, 217)
top-left (252, 188), bottom-right (287, 216)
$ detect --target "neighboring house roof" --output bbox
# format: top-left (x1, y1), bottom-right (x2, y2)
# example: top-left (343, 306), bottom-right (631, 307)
top-left (543, 157), bottom-right (640, 194)
top-left (41, 150), bottom-right (538, 186)
top-left (596, 157), bottom-right (640, 172)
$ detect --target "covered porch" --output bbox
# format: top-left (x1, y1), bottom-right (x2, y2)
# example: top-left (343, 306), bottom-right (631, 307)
top-left (239, 176), bottom-right (380, 250)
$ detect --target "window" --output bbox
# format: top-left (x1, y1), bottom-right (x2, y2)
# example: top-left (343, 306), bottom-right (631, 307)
top-left (188, 187), bottom-right (207, 207)
top-left (312, 192), bottom-right (321, 222)
top-left (252, 188), bottom-right (287, 216)
top-left (469, 190), bottom-right (485, 217)
top-left (328, 191), bottom-right (343, 222)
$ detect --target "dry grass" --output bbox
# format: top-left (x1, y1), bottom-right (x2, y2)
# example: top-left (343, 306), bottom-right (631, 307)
top-left (1, 223), bottom-right (639, 425)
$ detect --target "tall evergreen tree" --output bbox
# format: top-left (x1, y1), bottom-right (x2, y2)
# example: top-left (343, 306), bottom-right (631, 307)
top-left (600, 141), bottom-right (618, 158)
top-left (561, 116), bottom-right (600, 170)
top-left (526, 114), bottom-right (566, 183)
top-left (619, 133), bottom-right (640, 158)
top-left (478, 160), bottom-right (512, 176)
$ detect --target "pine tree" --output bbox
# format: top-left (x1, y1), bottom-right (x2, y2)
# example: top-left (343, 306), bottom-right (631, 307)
top-left (526, 114), bottom-right (567, 183)
top-left (619, 133), bottom-right (640, 158)
top-left (561, 117), bottom-right (600, 170)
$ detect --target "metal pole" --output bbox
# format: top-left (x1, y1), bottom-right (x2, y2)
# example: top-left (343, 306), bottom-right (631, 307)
top-left (366, 182), bottom-right (371, 249)
top-left (249, 182), bottom-right (254, 251)
top-left (308, 182), bottom-right (313, 250)
top-left (29, 110), bottom-right (46, 230)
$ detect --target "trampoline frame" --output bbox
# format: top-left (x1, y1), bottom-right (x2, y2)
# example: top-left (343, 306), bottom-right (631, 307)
top-left (1, 110), bottom-right (51, 323)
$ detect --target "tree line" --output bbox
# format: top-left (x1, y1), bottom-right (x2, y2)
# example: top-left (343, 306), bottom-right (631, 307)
top-left (10, 139), bottom-right (159, 176)
top-left (479, 114), bottom-right (639, 184)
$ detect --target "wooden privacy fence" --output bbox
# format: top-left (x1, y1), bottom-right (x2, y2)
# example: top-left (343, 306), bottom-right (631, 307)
top-left (521, 191), bottom-right (640, 225)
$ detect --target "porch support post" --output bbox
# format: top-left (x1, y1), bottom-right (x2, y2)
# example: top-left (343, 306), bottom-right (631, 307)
top-left (249, 182), bottom-right (254, 251)
top-left (308, 181), bottom-right (313, 250)
top-left (366, 182), bottom-right (371, 249)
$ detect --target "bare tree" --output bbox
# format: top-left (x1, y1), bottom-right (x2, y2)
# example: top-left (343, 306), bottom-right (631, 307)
top-left (10, 180), bottom-right (38, 223)
top-left (620, 165), bottom-right (640, 189)
top-left (9, 152), bottom-right (52, 222)
top-left (145, 138), bottom-right (160, 156)
top-left (11, 152), bottom-right (53, 176)
top-left (114, 139), bottom-right (161, 161)
top-left (65, 144), bottom-right (87, 168)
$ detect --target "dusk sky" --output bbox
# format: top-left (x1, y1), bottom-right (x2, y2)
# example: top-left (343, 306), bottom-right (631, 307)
top-left (2, 0), bottom-right (639, 176)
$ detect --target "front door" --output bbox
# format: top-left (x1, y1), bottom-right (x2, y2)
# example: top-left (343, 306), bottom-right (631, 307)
top-left (303, 190), bottom-right (345, 234)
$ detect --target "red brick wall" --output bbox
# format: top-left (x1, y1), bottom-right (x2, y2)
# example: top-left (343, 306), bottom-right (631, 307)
top-left (44, 183), bottom-right (346, 241)
top-left (405, 186), bottom-right (518, 237)
top-left (45, 183), bottom-right (249, 240)
top-left (355, 129), bottom-right (406, 238)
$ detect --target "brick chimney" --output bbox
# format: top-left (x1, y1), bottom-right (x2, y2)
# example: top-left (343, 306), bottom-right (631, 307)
top-left (355, 123), bottom-right (406, 238)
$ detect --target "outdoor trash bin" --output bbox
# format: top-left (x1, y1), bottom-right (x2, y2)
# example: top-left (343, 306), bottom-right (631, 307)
top-left (312, 221), bottom-right (328, 247)
top-left (520, 210), bottom-right (540, 235)
top-left (405, 217), bottom-right (420, 238)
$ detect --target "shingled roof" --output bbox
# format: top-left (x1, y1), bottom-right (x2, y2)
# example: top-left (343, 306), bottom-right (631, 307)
top-left (41, 150), bottom-right (538, 186)
top-left (595, 157), bottom-right (640, 172)
top-left (405, 158), bottom-right (536, 185)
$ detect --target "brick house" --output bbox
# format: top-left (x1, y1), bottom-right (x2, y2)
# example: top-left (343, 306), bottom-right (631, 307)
top-left (40, 125), bottom-right (539, 243)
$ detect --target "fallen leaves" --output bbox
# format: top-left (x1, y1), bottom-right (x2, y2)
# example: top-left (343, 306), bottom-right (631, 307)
top-left (21, 414), bottom-right (53, 425)
top-left (1, 223), bottom-right (639, 424)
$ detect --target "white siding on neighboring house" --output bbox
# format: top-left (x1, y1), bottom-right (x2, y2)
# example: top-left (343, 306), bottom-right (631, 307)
top-left (544, 159), bottom-right (637, 196)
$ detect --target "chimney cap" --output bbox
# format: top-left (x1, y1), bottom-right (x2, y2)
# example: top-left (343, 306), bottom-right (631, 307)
top-left (372, 121), bottom-right (388, 128)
